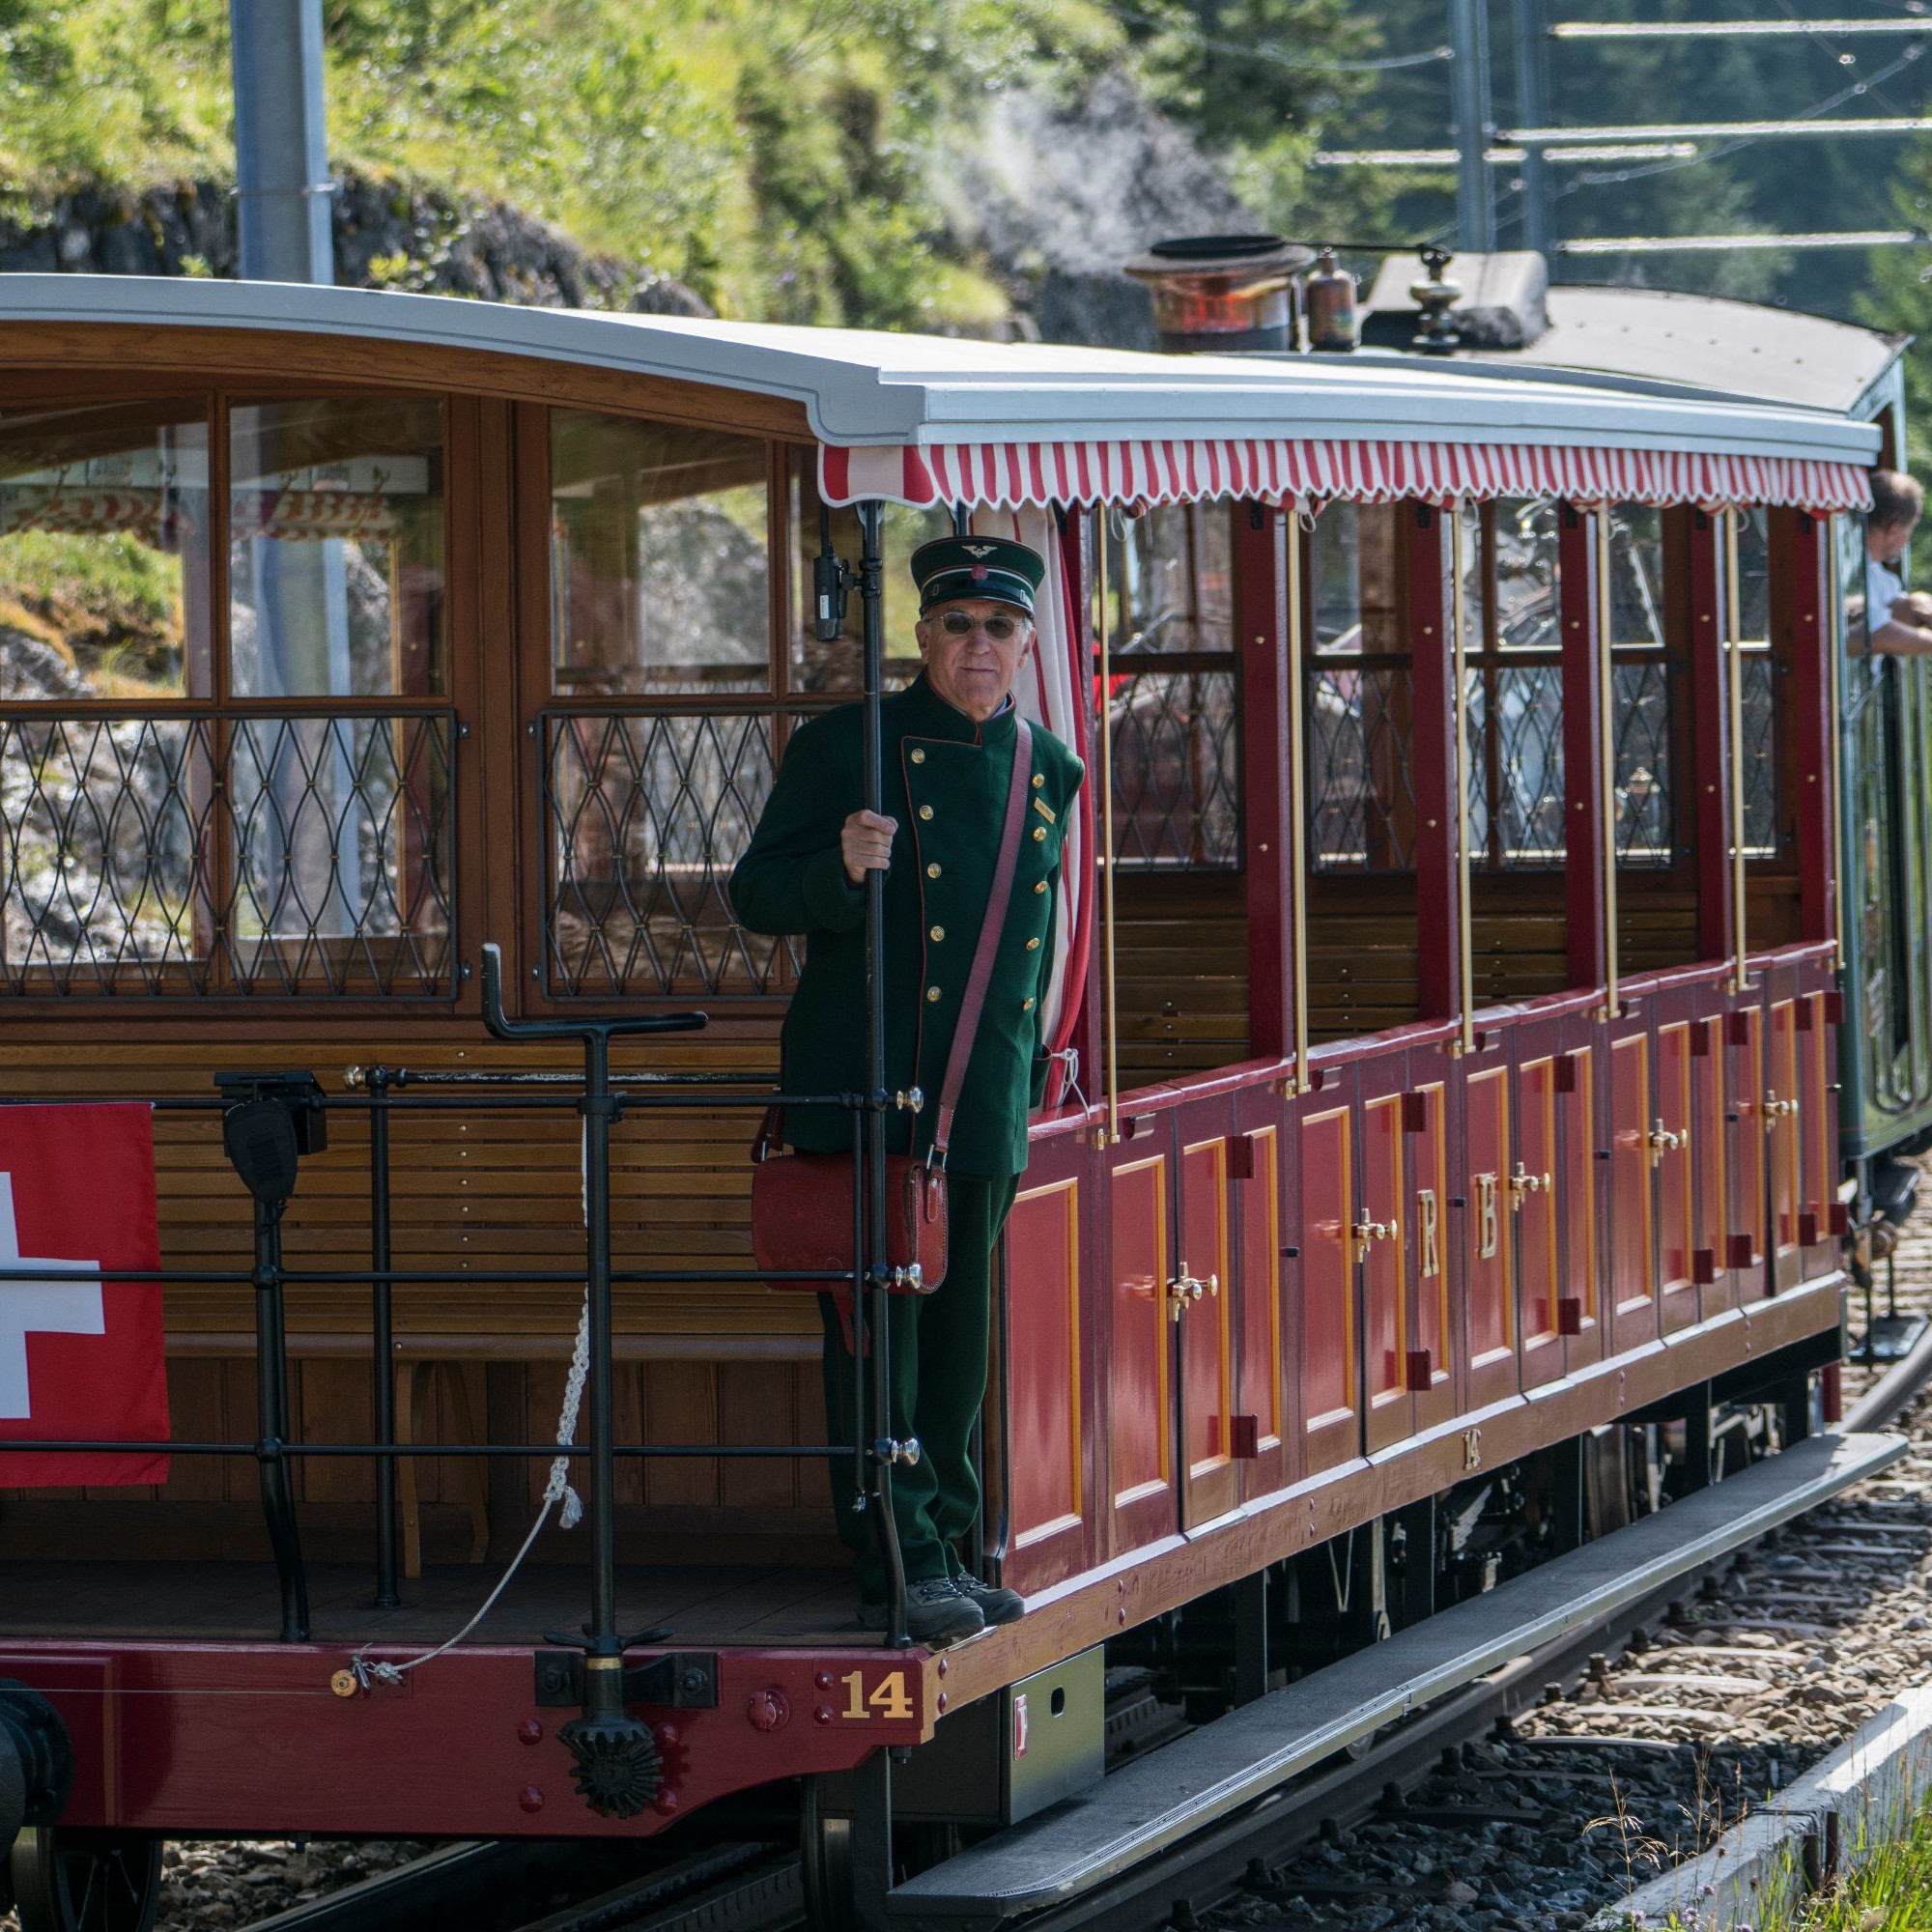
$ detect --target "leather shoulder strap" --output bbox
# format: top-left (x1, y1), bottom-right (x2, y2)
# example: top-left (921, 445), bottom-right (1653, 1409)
top-left (930, 718), bottom-right (1033, 1163)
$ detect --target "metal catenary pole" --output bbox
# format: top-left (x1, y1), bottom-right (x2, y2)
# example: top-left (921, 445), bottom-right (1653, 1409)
top-left (1450, 0), bottom-right (1497, 251)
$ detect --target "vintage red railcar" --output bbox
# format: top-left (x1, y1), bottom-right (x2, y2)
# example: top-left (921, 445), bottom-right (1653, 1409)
top-left (0, 271), bottom-right (1891, 1930)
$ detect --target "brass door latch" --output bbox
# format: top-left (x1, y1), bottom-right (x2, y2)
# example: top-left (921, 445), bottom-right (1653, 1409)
top-left (1646, 1119), bottom-right (1686, 1167)
top-left (1762, 1090), bottom-right (1799, 1134)
top-left (1508, 1163), bottom-right (1551, 1209)
top-left (1348, 1217), bottom-right (1393, 1266)
top-left (1167, 1264), bottom-right (1218, 1322)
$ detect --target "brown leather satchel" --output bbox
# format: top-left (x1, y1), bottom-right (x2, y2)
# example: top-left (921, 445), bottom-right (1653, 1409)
top-left (751, 718), bottom-right (1034, 1299)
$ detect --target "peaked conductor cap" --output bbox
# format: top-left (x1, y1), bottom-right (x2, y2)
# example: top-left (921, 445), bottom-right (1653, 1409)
top-left (910, 535), bottom-right (1046, 616)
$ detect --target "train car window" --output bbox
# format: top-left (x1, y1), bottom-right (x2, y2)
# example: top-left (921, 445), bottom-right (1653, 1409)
top-left (1609, 505), bottom-right (1674, 869)
top-left (0, 392), bottom-right (455, 999)
top-left (541, 416), bottom-right (790, 1001)
top-left (1308, 501), bottom-right (1409, 871)
top-left (1102, 503), bottom-right (1238, 870)
top-left (550, 412), bottom-right (768, 697)
top-left (1093, 501), bottom-right (1251, 1084)
top-left (1733, 508), bottom-right (1779, 860)
top-left (229, 396), bottom-right (446, 698)
top-left (1461, 499), bottom-right (1563, 871)
top-left (0, 398), bottom-right (211, 700)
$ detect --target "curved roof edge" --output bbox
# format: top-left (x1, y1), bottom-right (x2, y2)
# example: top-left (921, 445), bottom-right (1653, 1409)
top-left (0, 274), bottom-right (1882, 468)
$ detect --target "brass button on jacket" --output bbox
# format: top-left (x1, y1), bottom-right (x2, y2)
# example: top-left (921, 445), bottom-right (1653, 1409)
top-left (728, 672), bottom-right (1086, 1178)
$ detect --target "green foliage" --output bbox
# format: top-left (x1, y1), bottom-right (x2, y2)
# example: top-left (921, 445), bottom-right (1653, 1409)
top-left (0, 0), bottom-right (1127, 327)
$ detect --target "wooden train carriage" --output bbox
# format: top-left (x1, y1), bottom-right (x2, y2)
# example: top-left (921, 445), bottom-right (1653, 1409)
top-left (0, 274), bottom-right (1879, 1854)
top-left (1355, 274), bottom-right (1925, 1205)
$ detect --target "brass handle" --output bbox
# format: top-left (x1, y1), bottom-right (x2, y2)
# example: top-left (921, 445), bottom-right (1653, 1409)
top-left (1647, 1120), bottom-right (1685, 1166)
top-left (1349, 1218), bottom-right (1392, 1265)
top-left (1509, 1163), bottom-right (1552, 1208)
top-left (1763, 1091), bottom-right (1799, 1132)
top-left (1168, 1264), bottom-right (1209, 1322)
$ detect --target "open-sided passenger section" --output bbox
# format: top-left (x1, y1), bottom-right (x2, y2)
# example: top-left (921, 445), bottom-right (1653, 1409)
top-left (1306, 502), bottom-right (1422, 1038)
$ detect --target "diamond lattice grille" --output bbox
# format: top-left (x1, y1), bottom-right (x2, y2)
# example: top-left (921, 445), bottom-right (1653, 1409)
top-left (0, 710), bottom-right (452, 995)
top-left (1105, 665), bottom-right (1240, 868)
top-left (1310, 666), bottom-right (1415, 871)
top-left (544, 708), bottom-right (800, 996)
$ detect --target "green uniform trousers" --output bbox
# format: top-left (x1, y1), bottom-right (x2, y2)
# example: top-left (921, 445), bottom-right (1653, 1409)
top-left (819, 1173), bottom-right (1020, 1602)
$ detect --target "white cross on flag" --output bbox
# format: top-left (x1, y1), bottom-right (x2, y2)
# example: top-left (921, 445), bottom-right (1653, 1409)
top-left (0, 1104), bottom-right (168, 1486)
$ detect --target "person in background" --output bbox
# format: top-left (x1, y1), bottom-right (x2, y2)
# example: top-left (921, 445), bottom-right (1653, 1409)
top-left (1863, 469), bottom-right (1932, 655)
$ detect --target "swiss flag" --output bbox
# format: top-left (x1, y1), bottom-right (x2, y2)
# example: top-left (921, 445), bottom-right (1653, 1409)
top-left (0, 1104), bottom-right (168, 1487)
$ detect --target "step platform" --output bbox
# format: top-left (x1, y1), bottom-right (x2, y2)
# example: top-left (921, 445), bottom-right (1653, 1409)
top-left (892, 1430), bottom-right (1906, 1926)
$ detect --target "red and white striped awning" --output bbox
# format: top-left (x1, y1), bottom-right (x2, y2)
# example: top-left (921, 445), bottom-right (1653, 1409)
top-left (819, 439), bottom-right (1871, 514)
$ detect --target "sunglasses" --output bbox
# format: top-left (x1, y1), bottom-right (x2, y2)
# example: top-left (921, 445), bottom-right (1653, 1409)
top-left (935, 610), bottom-right (1028, 641)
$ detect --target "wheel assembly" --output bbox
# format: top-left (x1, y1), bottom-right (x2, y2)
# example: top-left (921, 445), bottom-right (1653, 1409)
top-left (9, 1831), bottom-right (162, 1932)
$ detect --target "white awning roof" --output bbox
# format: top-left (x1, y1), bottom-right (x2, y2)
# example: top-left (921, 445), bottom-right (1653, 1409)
top-left (0, 276), bottom-right (1878, 510)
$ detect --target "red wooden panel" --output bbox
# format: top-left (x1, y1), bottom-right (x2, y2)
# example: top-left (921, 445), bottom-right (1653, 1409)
top-left (1693, 1016), bottom-right (1732, 1316)
top-left (1801, 990), bottom-right (1834, 1271)
top-left (1656, 1020), bottom-right (1696, 1329)
top-left (1179, 1136), bottom-right (1236, 1526)
top-left (1299, 1104), bottom-right (1356, 1476)
top-left (1236, 1126), bottom-right (1282, 1458)
top-left (1559, 1045), bottom-right (1602, 1367)
top-left (1005, 1179), bottom-right (1083, 1556)
top-left (1609, 1034), bottom-right (1655, 1319)
top-left (1107, 1154), bottom-right (1170, 1516)
top-left (1728, 1003), bottom-right (1768, 1293)
top-left (1769, 998), bottom-right (1802, 1284)
top-left (1409, 1083), bottom-right (1449, 1374)
top-left (1517, 1056), bottom-right (1560, 1384)
top-left (1463, 1065), bottom-right (1513, 1367)
top-left (1362, 1094), bottom-right (1406, 1430)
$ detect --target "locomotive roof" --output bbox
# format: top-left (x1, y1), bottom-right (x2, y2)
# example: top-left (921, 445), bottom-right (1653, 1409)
top-left (0, 273), bottom-right (1880, 471)
top-left (1495, 285), bottom-right (1902, 417)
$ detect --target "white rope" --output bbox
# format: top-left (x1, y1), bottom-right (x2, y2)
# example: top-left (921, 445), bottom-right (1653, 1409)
top-left (347, 1125), bottom-right (593, 1690)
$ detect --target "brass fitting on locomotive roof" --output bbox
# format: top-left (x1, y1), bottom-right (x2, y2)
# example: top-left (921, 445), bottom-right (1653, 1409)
top-left (343, 1065), bottom-right (365, 1089)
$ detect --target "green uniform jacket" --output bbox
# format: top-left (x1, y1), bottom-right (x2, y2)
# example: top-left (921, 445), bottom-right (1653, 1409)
top-left (729, 674), bottom-right (1085, 1179)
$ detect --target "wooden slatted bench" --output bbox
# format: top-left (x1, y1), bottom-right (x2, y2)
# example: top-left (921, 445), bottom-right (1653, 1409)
top-left (0, 1038), bottom-right (838, 1572)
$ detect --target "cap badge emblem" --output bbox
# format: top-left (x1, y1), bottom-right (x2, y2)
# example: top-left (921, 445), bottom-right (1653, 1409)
top-left (962, 544), bottom-right (995, 557)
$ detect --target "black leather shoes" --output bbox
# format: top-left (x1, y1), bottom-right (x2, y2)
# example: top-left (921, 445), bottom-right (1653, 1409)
top-left (952, 1571), bottom-right (1025, 1626)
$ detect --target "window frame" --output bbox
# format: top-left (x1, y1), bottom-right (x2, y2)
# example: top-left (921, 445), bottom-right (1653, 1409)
top-left (0, 371), bottom-right (472, 1012)
top-left (513, 399), bottom-right (827, 1013)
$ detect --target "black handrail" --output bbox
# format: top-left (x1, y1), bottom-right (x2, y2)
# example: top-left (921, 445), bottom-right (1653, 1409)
top-left (3, 977), bottom-right (915, 1662)
top-left (476, 941), bottom-right (705, 1675)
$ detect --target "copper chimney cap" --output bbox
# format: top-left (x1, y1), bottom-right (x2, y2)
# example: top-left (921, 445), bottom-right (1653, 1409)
top-left (1123, 234), bottom-right (1317, 353)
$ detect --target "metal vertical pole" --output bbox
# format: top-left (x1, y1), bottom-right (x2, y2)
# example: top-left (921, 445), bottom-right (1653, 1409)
top-left (252, 1197), bottom-right (309, 1642)
top-left (367, 1065), bottom-right (399, 1609)
top-left (1725, 508), bottom-right (1750, 994)
top-left (1452, 507), bottom-right (1477, 1055)
top-left (857, 502), bottom-right (908, 1646)
top-left (1098, 516), bottom-right (1120, 1146)
top-left (582, 1031), bottom-right (619, 1659)
top-left (1597, 511), bottom-right (1621, 1022)
top-left (1512, 0), bottom-right (1551, 258)
top-left (230, 0), bottom-right (335, 284)
top-left (1286, 506), bottom-right (1310, 1095)
top-left (1450, 0), bottom-right (1496, 252)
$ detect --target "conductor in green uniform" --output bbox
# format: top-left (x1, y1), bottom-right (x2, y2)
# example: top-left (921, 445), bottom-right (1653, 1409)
top-left (730, 535), bottom-right (1085, 1642)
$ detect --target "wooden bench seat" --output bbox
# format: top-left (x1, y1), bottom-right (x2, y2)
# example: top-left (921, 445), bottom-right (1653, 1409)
top-left (0, 1037), bottom-right (836, 1561)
